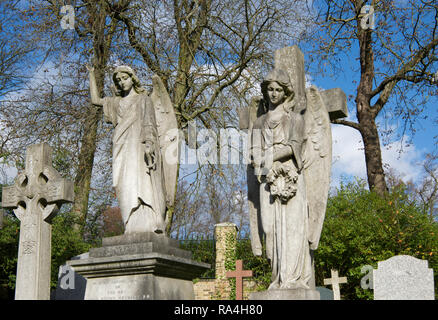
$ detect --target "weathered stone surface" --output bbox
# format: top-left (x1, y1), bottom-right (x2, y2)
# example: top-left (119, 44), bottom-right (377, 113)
top-left (226, 260), bottom-right (253, 300)
top-left (67, 232), bottom-right (210, 300)
top-left (91, 232), bottom-right (190, 259)
top-left (1, 143), bottom-right (73, 300)
top-left (274, 46), bottom-right (306, 99)
top-left (215, 222), bottom-right (238, 279)
top-left (102, 232), bottom-right (179, 247)
top-left (323, 269), bottom-right (347, 300)
top-left (248, 46), bottom-right (347, 298)
top-left (320, 88), bottom-right (348, 120)
top-left (316, 286), bottom-right (334, 300)
top-left (88, 66), bottom-right (178, 234)
top-left (83, 274), bottom-right (194, 300)
top-left (250, 288), bottom-right (320, 300)
top-left (373, 255), bottom-right (435, 300)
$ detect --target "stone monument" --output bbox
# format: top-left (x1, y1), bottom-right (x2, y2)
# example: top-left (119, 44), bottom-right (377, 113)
top-left (323, 269), bottom-right (347, 300)
top-left (1, 143), bottom-right (74, 300)
top-left (67, 65), bottom-right (209, 300)
top-left (226, 260), bottom-right (253, 300)
top-left (67, 232), bottom-right (210, 299)
top-left (241, 46), bottom-right (347, 300)
top-left (373, 255), bottom-right (435, 300)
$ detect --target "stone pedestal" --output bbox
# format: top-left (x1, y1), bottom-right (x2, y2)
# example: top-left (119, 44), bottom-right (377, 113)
top-left (67, 232), bottom-right (210, 300)
top-left (249, 288), bottom-right (320, 300)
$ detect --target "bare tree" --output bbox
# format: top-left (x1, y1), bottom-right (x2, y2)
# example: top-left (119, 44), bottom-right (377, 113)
top-left (106, 0), bottom-right (314, 232)
top-left (1, 0), bottom-right (315, 236)
top-left (416, 153), bottom-right (438, 222)
top-left (305, 0), bottom-right (438, 196)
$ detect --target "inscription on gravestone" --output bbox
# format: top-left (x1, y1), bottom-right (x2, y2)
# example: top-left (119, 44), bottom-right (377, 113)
top-left (1, 143), bottom-right (74, 300)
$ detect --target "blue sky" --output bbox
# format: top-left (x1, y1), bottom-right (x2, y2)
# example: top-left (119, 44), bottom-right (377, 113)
top-left (1, 0), bottom-right (437, 194)
top-left (305, 50), bottom-right (436, 190)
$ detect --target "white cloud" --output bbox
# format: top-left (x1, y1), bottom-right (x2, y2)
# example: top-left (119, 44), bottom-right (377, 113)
top-left (331, 123), bottom-right (366, 187)
top-left (330, 123), bottom-right (424, 189)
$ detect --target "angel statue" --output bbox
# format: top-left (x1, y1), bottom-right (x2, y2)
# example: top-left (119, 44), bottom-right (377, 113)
top-left (247, 67), bottom-right (332, 293)
top-left (87, 65), bottom-right (179, 235)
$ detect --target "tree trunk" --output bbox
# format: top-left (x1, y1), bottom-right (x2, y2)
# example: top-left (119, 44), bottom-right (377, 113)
top-left (72, 104), bottom-right (102, 230)
top-left (72, 2), bottom-right (113, 231)
top-left (355, 5), bottom-right (388, 197)
top-left (358, 108), bottom-right (388, 195)
top-left (72, 67), bottom-right (105, 230)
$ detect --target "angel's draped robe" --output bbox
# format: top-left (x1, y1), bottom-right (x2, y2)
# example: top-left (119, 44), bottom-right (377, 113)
top-left (103, 94), bottom-right (166, 234)
top-left (251, 105), bottom-right (312, 289)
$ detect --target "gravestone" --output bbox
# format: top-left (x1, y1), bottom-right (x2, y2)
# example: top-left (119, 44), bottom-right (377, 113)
top-left (226, 260), bottom-right (253, 300)
top-left (54, 252), bottom-right (88, 300)
top-left (1, 143), bottom-right (74, 300)
top-left (316, 286), bottom-right (334, 300)
top-left (67, 232), bottom-right (210, 300)
top-left (374, 255), bottom-right (435, 300)
top-left (323, 269), bottom-right (347, 300)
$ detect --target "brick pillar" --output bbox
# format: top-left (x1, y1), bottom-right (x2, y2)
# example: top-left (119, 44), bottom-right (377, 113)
top-left (214, 222), bottom-right (238, 279)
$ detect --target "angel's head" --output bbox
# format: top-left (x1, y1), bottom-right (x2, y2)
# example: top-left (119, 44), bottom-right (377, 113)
top-left (112, 65), bottom-right (146, 96)
top-left (261, 69), bottom-right (294, 109)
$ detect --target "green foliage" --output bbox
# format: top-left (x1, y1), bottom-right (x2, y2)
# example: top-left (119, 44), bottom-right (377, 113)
top-left (224, 231), bottom-right (237, 300)
top-left (0, 210), bottom-right (92, 298)
top-left (315, 180), bottom-right (438, 300)
top-left (180, 238), bottom-right (272, 293)
top-left (235, 239), bottom-right (271, 291)
top-left (0, 213), bottom-right (19, 298)
top-left (179, 239), bottom-right (216, 279)
top-left (51, 211), bottom-right (92, 289)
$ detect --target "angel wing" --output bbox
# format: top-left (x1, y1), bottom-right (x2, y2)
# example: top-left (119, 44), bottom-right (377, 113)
top-left (240, 96), bottom-right (265, 256)
top-left (150, 75), bottom-right (180, 212)
top-left (302, 86), bottom-right (332, 251)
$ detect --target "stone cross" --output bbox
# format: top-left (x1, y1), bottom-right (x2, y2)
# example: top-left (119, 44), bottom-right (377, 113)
top-left (239, 45), bottom-right (348, 128)
top-left (1, 143), bottom-right (74, 300)
top-left (226, 259), bottom-right (253, 300)
top-left (323, 269), bottom-right (348, 300)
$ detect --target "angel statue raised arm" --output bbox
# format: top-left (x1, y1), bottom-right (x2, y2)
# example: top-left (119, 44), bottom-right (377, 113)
top-left (242, 46), bottom-right (346, 300)
top-left (87, 65), bottom-right (179, 235)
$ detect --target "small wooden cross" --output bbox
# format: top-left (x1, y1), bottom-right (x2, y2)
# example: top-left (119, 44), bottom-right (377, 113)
top-left (324, 269), bottom-right (348, 300)
top-left (1, 143), bottom-right (74, 300)
top-left (226, 259), bottom-right (253, 300)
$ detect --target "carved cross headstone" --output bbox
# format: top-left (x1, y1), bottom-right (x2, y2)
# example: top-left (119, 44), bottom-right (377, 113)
top-left (239, 45), bottom-right (348, 128)
top-left (226, 259), bottom-right (253, 300)
top-left (323, 269), bottom-right (348, 300)
top-left (1, 143), bottom-right (74, 300)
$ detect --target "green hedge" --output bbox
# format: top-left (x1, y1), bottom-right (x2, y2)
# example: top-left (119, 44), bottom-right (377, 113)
top-left (315, 180), bottom-right (438, 300)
